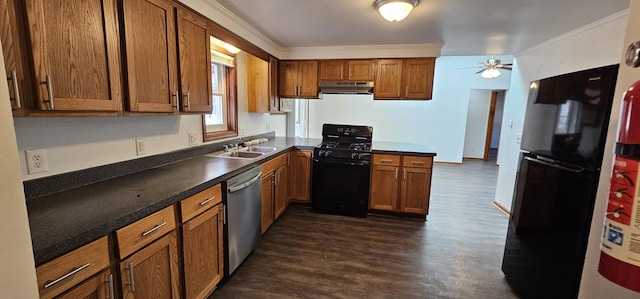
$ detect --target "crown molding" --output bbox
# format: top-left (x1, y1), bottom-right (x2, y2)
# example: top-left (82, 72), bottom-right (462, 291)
top-left (280, 43), bottom-right (443, 60)
top-left (517, 9), bottom-right (629, 57)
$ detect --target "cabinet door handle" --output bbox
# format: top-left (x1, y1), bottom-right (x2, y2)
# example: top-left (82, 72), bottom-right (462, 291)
top-left (411, 161), bottom-right (425, 166)
top-left (141, 222), bottom-right (166, 237)
top-left (127, 262), bottom-right (136, 292)
top-left (183, 92), bottom-right (190, 111)
top-left (404, 169), bottom-right (407, 180)
top-left (405, 86), bottom-right (408, 97)
top-left (380, 159), bottom-right (393, 164)
top-left (395, 167), bottom-right (398, 180)
top-left (171, 91), bottom-right (179, 110)
top-left (108, 273), bottom-right (114, 299)
top-left (44, 263), bottom-right (91, 289)
top-left (44, 75), bottom-right (54, 110)
top-left (199, 196), bottom-right (216, 206)
top-left (8, 70), bottom-right (21, 109)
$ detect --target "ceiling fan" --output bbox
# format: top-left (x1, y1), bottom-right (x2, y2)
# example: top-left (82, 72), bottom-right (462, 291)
top-left (476, 58), bottom-right (512, 79)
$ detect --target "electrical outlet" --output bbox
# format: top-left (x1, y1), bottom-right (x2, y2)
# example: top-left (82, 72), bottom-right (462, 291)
top-left (135, 138), bottom-right (146, 156)
top-left (26, 149), bottom-right (49, 174)
top-left (189, 132), bottom-right (198, 146)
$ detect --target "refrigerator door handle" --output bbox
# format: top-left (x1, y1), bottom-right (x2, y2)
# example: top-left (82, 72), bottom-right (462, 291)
top-left (524, 156), bottom-right (584, 173)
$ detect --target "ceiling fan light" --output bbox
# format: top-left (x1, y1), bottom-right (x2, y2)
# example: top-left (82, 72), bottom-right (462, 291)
top-left (374, 0), bottom-right (418, 22)
top-left (481, 68), bottom-right (501, 79)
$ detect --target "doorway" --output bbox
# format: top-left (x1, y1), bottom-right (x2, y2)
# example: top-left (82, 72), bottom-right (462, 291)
top-left (463, 90), bottom-right (505, 164)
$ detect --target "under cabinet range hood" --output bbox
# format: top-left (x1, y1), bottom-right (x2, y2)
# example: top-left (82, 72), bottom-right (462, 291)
top-left (319, 81), bottom-right (374, 94)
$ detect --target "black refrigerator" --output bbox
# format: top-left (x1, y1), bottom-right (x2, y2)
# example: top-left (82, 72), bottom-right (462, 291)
top-left (502, 64), bottom-right (619, 298)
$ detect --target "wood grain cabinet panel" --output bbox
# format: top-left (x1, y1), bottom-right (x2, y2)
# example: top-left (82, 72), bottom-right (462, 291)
top-left (319, 59), bottom-right (374, 82)
top-left (122, 0), bottom-right (178, 113)
top-left (268, 56), bottom-right (280, 111)
top-left (182, 204), bottom-right (224, 299)
top-left (177, 9), bottom-right (212, 113)
top-left (116, 205), bottom-right (176, 259)
top-left (35, 236), bottom-right (110, 299)
top-left (179, 184), bottom-right (222, 222)
top-left (261, 152), bottom-right (290, 233)
top-left (318, 60), bottom-right (346, 81)
top-left (0, 0), bottom-right (32, 115)
top-left (247, 54), bottom-right (269, 113)
top-left (369, 154), bottom-right (433, 217)
top-left (374, 58), bottom-right (435, 100)
top-left (290, 149), bottom-right (312, 203)
top-left (347, 59), bottom-right (375, 81)
top-left (278, 60), bottom-right (298, 98)
top-left (279, 60), bottom-right (318, 98)
top-left (120, 231), bottom-right (180, 298)
top-left (261, 172), bottom-right (275, 234)
top-left (24, 0), bottom-right (122, 111)
top-left (56, 270), bottom-right (113, 299)
top-left (274, 163), bottom-right (289, 219)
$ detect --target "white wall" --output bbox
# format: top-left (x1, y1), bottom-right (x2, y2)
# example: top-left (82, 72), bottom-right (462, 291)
top-left (463, 89), bottom-right (492, 159)
top-left (15, 52), bottom-right (274, 180)
top-left (0, 40), bottom-right (39, 298)
top-left (307, 55), bottom-right (512, 163)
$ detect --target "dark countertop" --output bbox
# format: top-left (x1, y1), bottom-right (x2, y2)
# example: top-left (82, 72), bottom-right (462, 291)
top-left (26, 137), bottom-right (434, 266)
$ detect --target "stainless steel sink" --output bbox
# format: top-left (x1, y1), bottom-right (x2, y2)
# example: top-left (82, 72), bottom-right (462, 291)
top-left (245, 146), bottom-right (277, 153)
top-left (216, 151), bottom-right (264, 158)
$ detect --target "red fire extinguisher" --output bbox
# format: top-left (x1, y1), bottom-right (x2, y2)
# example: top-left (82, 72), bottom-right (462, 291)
top-left (598, 79), bottom-right (640, 292)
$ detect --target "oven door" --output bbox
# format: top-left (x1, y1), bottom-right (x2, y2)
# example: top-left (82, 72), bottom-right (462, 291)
top-left (311, 157), bottom-right (371, 217)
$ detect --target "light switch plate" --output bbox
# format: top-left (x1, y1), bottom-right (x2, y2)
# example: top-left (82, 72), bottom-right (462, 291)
top-left (135, 138), bottom-right (146, 156)
top-left (189, 132), bottom-right (198, 146)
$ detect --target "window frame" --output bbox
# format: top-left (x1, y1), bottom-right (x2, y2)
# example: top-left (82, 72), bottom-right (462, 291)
top-left (202, 59), bottom-right (238, 141)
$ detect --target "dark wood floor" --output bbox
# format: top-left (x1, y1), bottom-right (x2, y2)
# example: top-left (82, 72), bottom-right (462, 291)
top-left (210, 157), bottom-right (518, 298)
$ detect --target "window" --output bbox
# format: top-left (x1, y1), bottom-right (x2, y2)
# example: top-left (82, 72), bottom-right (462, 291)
top-left (203, 38), bottom-right (238, 141)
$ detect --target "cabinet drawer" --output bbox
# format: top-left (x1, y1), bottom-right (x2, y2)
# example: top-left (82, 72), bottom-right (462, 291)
top-left (180, 184), bottom-right (222, 223)
top-left (402, 156), bottom-right (433, 168)
top-left (36, 236), bottom-right (109, 299)
top-left (373, 154), bottom-right (401, 166)
top-left (116, 205), bottom-right (176, 258)
top-left (262, 152), bottom-right (289, 174)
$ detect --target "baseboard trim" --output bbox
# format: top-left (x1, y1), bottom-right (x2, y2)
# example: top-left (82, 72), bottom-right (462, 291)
top-left (434, 161), bottom-right (463, 165)
top-left (492, 201), bottom-right (510, 217)
top-left (463, 157), bottom-right (484, 161)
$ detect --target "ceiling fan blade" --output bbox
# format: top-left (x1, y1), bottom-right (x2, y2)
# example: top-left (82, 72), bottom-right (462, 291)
top-left (499, 66), bottom-right (513, 71)
top-left (475, 69), bottom-right (487, 74)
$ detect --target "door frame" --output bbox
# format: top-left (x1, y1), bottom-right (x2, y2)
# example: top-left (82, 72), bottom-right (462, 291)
top-left (483, 91), bottom-right (499, 161)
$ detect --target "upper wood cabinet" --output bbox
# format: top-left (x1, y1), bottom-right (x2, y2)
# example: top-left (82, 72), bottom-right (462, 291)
top-left (1, 0), bottom-right (32, 116)
top-left (374, 58), bottom-right (435, 100)
top-left (318, 59), bottom-right (374, 82)
top-left (122, 0), bottom-right (178, 113)
top-left (279, 60), bottom-right (318, 98)
top-left (177, 8), bottom-right (212, 113)
top-left (24, 0), bottom-right (123, 112)
top-left (269, 56), bottom-right (280, 111)
top-left (247, 54), bottom-right (269, 113)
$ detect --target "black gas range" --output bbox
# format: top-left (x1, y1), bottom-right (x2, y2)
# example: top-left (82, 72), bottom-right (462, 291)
top-left (311, 124), bottom-right (373, 218)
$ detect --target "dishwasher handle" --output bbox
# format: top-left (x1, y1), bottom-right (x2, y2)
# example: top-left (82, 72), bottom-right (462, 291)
top-left (228, 171), bottom-right (262, 193)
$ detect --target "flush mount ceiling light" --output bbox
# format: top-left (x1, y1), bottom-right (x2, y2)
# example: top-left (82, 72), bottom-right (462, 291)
top-left (374, 0), bottom-right (419, 22)
top-left (224, 42), bottom-right (241, 54)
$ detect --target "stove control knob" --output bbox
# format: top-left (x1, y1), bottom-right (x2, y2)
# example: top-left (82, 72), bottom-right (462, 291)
top-left (326, 150), bottom-right (332, 157)
top-left (351, 153), bottom-right (357, 159)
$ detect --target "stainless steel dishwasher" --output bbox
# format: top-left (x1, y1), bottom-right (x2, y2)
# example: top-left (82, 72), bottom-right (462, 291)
top-left (225, 166), bottom-right (262, 275)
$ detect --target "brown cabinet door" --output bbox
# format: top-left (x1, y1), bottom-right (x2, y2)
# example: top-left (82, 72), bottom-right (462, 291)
top-left (369, 165), bottom-right (399, 211)
top-left (290, 150), bottom-right (312, 202)
top-left (374, 59), bottom-right (403, 99)
top-left (400, 167), bottom-right (431, 214)
top-left (123, 0), bottom-right (178, 113)
top-left (318, 60), bottom-right (345, 81)
top-left (24, 0), bottom-right (122, 111)
top-left (274, 164), bottom-right (289, 219)
top-left (57, 271), bottom-right (112, 299)
top-left (298, 60), bottom-right (318, 98)
top-left (182, 204), bottom-right (224, 299)
top-left (177, 9), bottom-right (212, 113)
top-left (247, 54), bottom-right (269, 113)
top-left (279, 60), bottom-right (298, 98)
top-left (120, 232), bottom-right (180, 299)
top-left (1, 0), bottom-right (31, 115)
top-left (403, 58), bottom-right (435, 100)
top-left (348, 59), bottom-right (375, 81)
top-left (261, 172), bottom-right (274, 234)
top-left (268, 56), bottom-right (279, 111)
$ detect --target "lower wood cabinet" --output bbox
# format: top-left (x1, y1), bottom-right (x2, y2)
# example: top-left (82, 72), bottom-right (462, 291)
top-left (35, 236), bottom-right (111, 299)
top-left (261, 152), bottom-right (290, 233)
top-left (116, 206), bottom-right (180, 298)
top-left (370, 154), bottom-right (433, 216)
top-left (178, 184), bottom-right (224, 299)
top-left (56, 270), bottom-right (113, 299)
top-left (290, 149), bottom-right (313, 203)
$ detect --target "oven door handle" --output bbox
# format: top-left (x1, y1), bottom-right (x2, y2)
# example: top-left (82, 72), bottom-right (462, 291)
top-left (313, 158), bottom-right (370, 166)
